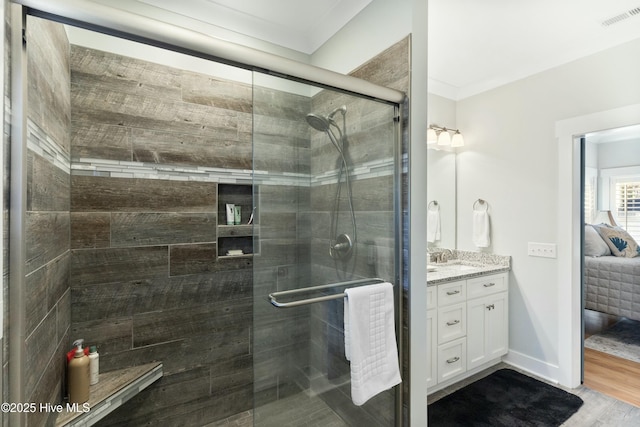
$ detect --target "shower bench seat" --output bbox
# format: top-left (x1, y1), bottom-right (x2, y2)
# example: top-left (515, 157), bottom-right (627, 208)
top-left (55, 362), bottom-right (163, 427)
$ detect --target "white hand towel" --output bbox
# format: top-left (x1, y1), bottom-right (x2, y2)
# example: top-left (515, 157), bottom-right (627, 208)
top-left (427, 210), bottom-right (441, 243)
top-left (343, 282), bottom-right (401, 406)
top-left (473, 210), bottom-right (490, 247)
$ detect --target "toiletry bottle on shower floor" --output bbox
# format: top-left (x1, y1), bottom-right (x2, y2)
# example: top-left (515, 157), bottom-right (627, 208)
top-left (68, 339), bottom-right (90, 404)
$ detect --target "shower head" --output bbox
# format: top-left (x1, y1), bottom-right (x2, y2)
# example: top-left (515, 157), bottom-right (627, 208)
top-left (306, 113), bottom-right (331, 132)
top-left (306, 106), bottom-right (347, 132)
top-left (327, 105), bottom-right (347, 119)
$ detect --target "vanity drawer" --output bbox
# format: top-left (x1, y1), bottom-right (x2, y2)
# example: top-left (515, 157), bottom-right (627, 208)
top-left (437, 280), bottom-right (466, 306)
top-left (427, 286), bottom-right (437, 310)
top-left (467, 274), bottom-right (507, 299)
top-left (437, 337), bottom-right (467, 383)
top-left (437, 302), bottom-right (466, 344)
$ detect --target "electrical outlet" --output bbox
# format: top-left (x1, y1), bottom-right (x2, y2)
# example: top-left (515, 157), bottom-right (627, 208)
top-left (528, 242), bottom-right (557, 258)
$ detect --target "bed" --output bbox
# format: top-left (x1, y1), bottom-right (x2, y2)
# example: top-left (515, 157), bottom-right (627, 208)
top-left (584, 223), bottom-right (640, 321)
top-left (584, 255), bottom-right (640, 322)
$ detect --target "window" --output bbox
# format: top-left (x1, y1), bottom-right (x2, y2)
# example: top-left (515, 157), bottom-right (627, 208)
top-left (584, 168), bottom-right (597, 224)
top-left (613, 178), bottom-right (640, 241)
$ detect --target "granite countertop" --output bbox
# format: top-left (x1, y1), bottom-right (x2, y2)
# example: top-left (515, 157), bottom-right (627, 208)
top-left (427, 249), bottom-right (511, 286)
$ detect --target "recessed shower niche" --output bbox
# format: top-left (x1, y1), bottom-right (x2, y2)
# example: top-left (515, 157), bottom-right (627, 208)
top-left (217, 183), bottom-right (258, 258)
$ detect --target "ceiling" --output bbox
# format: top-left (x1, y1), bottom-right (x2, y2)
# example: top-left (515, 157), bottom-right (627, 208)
top-left (136, 0), bottom-right (373, 54)
top-left (134, 0), bottom-right (640, 102)
top-left (586, 124), bottom-right (640, 144)
top-left (429, 0), bottom-right (640, 100)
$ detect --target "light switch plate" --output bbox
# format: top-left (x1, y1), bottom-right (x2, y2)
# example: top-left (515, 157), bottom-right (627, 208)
top-left (528, 242), bottom-right (557, 258)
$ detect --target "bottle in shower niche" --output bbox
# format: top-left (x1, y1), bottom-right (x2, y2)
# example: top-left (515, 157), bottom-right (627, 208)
top-left (226, 204), bottom-right (235, 225)
top-left (234, 205), bottom-right (242, 225)
top-left (89, 346), bottom-right (99, 385)
top-left (68, 339), bottom-right (90, 404)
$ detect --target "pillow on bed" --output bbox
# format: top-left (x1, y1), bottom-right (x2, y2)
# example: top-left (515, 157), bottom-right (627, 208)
top-left (593, 224), bottom-right (640, 258)
top-left (584, 224), bottom-right (611, 257)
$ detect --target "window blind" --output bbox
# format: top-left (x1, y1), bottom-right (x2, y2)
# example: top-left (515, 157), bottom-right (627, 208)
top-left (584, 175), bottom-right (596, 224)
top-left (614, 179), bottom-right (640, 241)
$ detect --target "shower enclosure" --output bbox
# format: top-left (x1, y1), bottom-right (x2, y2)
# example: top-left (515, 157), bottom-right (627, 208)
top-left (252, 75), bottom-right (402, 425)
top-left (7, 1), bottom-right (406, 426)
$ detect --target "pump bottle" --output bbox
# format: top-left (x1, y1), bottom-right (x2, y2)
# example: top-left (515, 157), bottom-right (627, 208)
top-left (68, 339), bottom-right (90, 404)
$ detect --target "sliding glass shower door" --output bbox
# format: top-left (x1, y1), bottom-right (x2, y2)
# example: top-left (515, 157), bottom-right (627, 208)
top-left (251, 73), bottom-right (401, 426)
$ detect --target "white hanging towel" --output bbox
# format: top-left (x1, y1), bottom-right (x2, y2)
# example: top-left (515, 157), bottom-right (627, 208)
top-left (473, 210), bottom-right (491, 247)
top-left (344, 282), bottom-right (401, 406)
top-left (426, 209), bottom-right (441, 243)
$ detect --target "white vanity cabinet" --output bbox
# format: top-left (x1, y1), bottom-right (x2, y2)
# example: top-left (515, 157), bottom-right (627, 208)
top-left (466, 275), bottom-right (508, 370)
top-left (427, 272), bottom-right (509, 393)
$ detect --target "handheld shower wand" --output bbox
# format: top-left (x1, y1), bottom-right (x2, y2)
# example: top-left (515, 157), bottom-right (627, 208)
top-left (306, 106), bottom-right (357, 279)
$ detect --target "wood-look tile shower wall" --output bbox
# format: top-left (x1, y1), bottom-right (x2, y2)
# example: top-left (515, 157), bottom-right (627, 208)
top-left (69, 46), bottom-right (256, 425)
top-left (24, 17), bottom-right (72, 427)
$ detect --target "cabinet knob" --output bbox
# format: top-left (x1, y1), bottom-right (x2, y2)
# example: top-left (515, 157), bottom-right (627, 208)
top-left (486, 304), bottom-right (495, 310)
top-left (446, 290), bottom-right (460, 296)
top-left (483, 282), bottom-right (495, 287)
top-left (446, 356), bottom-right (460, 364)
top-left (446, 320), bottom-right (460, 326)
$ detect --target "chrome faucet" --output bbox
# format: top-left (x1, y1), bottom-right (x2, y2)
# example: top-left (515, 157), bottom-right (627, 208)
top-left (436, 249), bottom-right (453, 264)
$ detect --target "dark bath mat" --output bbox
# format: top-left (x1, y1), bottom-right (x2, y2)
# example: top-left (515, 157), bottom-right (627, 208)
top-left (584, 318), bottom-right (640, 363)
top-left (428, 368), bottom-right (583, 426)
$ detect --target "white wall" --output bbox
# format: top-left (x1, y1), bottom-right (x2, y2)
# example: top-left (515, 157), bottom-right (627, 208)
top-left (311, 0), bottom-right (411, 74)
top-left (456, 36), bottom-right (640, 382)
top-left (598, 139), bottom-right (640, 169)
top-left (585, 141), bottom-right (598, 169)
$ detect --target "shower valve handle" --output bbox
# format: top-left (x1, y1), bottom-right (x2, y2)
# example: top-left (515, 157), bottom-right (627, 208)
top-left (329, 234), bottom-right (353, 260)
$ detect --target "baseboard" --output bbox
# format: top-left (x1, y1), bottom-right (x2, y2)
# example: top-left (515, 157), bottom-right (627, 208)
top-left (503, 349), bottom-right (560, 384)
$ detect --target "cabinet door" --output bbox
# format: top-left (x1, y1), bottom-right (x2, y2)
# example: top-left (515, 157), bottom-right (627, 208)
top-left (426, 309), bottom-right (438, 389)
top-left (467, 292), bottom-right (508, 370)
top-left (486, 292), bottom-right (508, 360)
top-left (427, 286), bottom-right (437, 311)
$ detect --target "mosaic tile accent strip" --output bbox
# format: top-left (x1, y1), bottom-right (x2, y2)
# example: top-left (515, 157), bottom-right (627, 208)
top-left (27, 119), bottom-right (70, 173)
top-left (70, 156), bottom-right (395, 188)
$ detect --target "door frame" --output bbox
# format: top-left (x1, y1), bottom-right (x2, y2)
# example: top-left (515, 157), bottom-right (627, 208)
top-left (556, 102), bottom-right (640, 388)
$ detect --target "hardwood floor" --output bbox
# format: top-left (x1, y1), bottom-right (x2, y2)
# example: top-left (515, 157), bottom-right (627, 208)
top-left (584, 348), bottom-right (640, 407)
top-left (583, 309), bottom-right (640, 408)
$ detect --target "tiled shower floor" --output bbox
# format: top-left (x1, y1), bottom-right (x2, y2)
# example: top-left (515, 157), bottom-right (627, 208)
top-left (204, 392), bottom-right (347, 427)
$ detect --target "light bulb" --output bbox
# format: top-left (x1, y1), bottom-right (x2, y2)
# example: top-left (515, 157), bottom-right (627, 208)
top-left (427, 128), bottom-right (438, 144)
top-left (437, 129), bottom-right (451, 146)
top-left (451, 131), bottom-right (464, 147)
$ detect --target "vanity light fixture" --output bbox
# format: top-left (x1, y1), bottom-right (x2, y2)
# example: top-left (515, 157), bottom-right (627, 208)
top-left (427, 125), bottom-right (465, 147)
top-left (427, 127), bottom-right (438, 145)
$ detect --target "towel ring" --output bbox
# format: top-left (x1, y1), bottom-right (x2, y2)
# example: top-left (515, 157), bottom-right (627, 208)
top-left (428, 200), bottom-right (439, 211)
top-left (473, 199), bottom-right (488, 211)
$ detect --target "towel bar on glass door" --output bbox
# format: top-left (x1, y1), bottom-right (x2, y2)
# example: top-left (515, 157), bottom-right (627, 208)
top-left (268, 277), bottom-right (387, 308)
